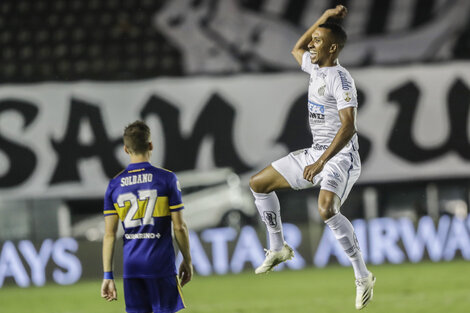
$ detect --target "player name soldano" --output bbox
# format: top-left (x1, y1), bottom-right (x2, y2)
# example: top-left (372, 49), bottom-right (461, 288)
top-left (120, 173), bottom-right (153, 187)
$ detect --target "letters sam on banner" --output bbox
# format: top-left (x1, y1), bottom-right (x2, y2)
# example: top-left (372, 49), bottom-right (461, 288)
top-left (0, 62), bottom-right (469, 199)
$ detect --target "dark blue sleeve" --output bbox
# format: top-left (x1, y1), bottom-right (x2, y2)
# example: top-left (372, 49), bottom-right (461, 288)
top-left (103, 181), bottom-right (118, 216)
top-left (168, 173), bottom-right (184, 212)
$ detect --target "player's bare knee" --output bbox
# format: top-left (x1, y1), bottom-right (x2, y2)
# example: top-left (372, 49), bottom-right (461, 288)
top-left (249, 174), bottom-right (267, 193)
top-left (318, 205), bottom-right (336, 220)
top-left (249, 174), bottom-right (260, 192)
top-left (318, 191), bottom-right (341, 220)
top-left (318, 198), bottom-right (337, 220)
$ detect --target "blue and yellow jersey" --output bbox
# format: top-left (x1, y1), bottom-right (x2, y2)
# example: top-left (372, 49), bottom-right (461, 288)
top-left (103, 162), bottom-right (184, 278)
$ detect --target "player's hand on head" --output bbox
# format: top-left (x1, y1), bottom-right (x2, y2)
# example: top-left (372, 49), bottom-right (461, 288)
top-left (325, 5), bottom-right (347, 19)
top-left (179, 260), bottom-right (193, 287)
top-left (335, 5), bottom-right (347, 18)
top-left (101, 279), bottom-right (118, 302)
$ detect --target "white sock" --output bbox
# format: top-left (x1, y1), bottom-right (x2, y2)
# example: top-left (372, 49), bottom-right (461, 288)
top-left (325, 213), bottom-right (369, 279)
top-left (251, 189), bottom-right (284, 251)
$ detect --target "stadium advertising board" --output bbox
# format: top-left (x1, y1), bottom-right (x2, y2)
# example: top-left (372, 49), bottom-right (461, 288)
top-left (0, 238), bottom-right (81, 288)
top-left (0, 62), bottom-right (469, 199)
top-left (2, 215), bottom-right (469, 287)
top-left (185, 215), bottom-right (470, 276)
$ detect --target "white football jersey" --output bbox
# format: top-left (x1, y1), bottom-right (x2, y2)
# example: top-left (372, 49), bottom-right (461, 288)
top-left (301, 51), bottom-right (359, 154)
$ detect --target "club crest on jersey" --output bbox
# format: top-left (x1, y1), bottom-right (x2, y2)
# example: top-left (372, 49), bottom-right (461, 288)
top-left (318, 84), bottom-right (326, 96)
top-left (343, 91), bottom-right (352, 102)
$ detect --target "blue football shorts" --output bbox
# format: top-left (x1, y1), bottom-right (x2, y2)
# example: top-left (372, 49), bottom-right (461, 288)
top-left (124, 276), bottom-right (185, 313)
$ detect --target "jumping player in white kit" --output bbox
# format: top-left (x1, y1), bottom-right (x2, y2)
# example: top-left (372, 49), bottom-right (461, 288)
top-left (249, 5), bottom-right (375, 310)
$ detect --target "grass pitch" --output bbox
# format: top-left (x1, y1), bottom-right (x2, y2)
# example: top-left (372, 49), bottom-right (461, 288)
top-left (1, 260), bottom-right (469, 313)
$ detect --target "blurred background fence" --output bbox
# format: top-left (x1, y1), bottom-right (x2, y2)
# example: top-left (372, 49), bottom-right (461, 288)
top-left (1, 0), bottom-right (470, 288)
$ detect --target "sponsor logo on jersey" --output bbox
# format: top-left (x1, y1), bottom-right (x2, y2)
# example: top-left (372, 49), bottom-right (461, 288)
top-left (337, 70), bottom-right (352, 90)
top-left (263, 211), bottom-right (278, 228)
top-left (125, 232), bottom-right (161, 239)
top-left (308, 100), bottom-right (325, 124)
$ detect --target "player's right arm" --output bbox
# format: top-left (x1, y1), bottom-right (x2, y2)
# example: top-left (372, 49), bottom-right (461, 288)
top-left (101, 182), bottom-right (119, 302)
top-left (101, 214), bottom-right (119, 301)
top-left (171, 210), bottom-right (193, 287)
top-left (291, 5), bottom-right (347, 65)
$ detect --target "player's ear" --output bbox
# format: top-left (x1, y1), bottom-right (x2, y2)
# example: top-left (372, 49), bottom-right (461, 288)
top-left (329, 43), bottom-right (338, 54)
top-left (148, 142), bottom-right (153, 151)
top-left (124, 145), bottom-right (130, 155)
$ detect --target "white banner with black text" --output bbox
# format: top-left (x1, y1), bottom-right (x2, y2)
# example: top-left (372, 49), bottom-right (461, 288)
top-left (0, 62), bottom-right (469, 199)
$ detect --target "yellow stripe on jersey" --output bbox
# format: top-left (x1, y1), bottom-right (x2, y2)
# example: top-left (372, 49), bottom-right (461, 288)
top-left (156, 166), bottom-right (173, 173)
top-left (114, 200), bottom-right (148, 221)
top-left (113, 196), bottom-right (172, 221)
top-left (176, 276), bottom-right (186, 308)
top-left (135, 197), bottom-right (149, 219)
top-left (104, 209), bottom-right (117, 215)
top-left (151, 196), bottom-right (170, 217)
top-left (114, 202), bottom-right (130, 221)
top-left (128, 168), bottom-right (145, 173)
top-left (170, 203), bottom-right (184, 210)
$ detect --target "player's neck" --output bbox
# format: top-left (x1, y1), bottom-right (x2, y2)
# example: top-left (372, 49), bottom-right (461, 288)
top-left (318, 57), bottom-right (338, 68)
top-left (129, 153), bottom-right (150, 164)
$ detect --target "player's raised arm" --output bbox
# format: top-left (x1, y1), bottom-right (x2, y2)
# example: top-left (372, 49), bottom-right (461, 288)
top-left (101, 214), bottom-right (119, 302)
top-left (291, 5), bottom-right (347, 66)
top-left (171, 210), bottom-right (193, 287)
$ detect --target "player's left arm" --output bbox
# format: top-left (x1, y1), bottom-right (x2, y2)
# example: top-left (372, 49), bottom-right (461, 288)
top-left (303, 107), bottom-right (357, 182)
top-left (168, 173), bottom-right (193, 287)
top-left (171, 210), bottom-right (193, 287)
top-left (101, 214), bottom-right (119, 302)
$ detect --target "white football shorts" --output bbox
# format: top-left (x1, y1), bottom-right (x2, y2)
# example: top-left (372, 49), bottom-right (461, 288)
top-left (271, 148), bottom-right (361, 204)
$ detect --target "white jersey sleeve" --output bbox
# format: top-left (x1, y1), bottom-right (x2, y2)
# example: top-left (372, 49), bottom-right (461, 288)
top-left (301, 51), bottom-right (314, 74)
top-left (331, 68), bottom-right (358, 110)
